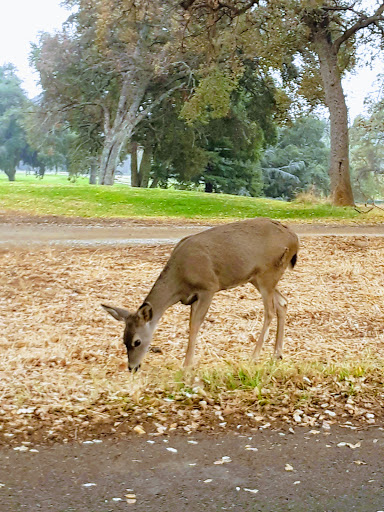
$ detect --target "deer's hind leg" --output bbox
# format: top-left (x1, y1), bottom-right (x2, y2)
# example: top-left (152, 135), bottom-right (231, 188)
top-left (184, 291), bottom-right (214, 368)
top-left (273, 289), bottom-right (287, 359)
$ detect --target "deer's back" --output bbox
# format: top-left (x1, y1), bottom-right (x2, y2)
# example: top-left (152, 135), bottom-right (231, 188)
top-left (166, 218), bottom-right (298, 292)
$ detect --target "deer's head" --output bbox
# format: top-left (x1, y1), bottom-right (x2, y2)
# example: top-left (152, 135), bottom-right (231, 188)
top-left (102, 303), bottom-right (154, 372)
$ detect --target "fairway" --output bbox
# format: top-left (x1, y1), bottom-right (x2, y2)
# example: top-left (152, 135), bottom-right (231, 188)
top-left (1, 173), bottom-right (381, 222)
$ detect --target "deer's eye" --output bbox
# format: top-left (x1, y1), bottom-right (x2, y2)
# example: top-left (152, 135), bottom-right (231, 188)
top-left (133, 339), bottom-right (141, 348)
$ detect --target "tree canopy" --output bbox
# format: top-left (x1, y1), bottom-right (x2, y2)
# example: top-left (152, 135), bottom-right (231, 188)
top-left (130, 58), bottom-right (278, 195)
top-left (0, 65), bottom-right (31, 181)
top-left (350, 104), bottom-right (384, 201)
top-left (261, 117), bottom-right (330, 200)
top-left (181, 0), bottom-right (384, 206)
top-left (33, 0), bottom-right (196, 185)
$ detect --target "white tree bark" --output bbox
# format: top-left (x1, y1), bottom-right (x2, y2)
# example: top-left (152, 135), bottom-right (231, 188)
top-left (98, 73), bottom-right (149, 185)
top-left (98, 70), bottom-right (184, 185)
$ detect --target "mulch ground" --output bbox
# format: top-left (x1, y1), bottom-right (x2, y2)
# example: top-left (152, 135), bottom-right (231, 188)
top-left (1, 236), bottom-right (383, 445)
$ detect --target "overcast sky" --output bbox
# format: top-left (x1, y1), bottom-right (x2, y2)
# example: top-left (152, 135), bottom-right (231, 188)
top-left (0, 1), bottom-right (70, 98)
top-left (1, 0), bottom-right (383, 122)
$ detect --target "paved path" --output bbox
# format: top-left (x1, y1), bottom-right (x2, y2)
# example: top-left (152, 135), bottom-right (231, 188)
top-left (1, 427), bottom-right (383, 511)
top-left (1, 216), bottom-right (384, 248)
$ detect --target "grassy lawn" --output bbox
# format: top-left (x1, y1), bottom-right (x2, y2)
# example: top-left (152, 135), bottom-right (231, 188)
top-left (0, 172), bottom-right (382, 222)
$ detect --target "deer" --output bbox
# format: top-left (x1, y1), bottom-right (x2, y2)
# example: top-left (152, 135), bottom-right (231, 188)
top-left (102, 217), bottom-right (299, 372)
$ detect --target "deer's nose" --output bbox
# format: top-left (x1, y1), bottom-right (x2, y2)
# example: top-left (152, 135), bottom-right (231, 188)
top-left (128, 364), bottom-right (141, 373)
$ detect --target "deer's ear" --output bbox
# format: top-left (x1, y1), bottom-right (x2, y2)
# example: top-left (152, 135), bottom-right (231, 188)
top-left (137, 302), bottom-right (153, 322)
top-left (101, 304), bottom-right (130, 322)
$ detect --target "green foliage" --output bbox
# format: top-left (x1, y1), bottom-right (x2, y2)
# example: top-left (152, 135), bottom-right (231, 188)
top-left (33, 0), bottom-right (200, 185)
top-left (180, 69), bottom-right (239, 124)
top-left (32, 29), bottom-right (106, 172)
top-left (135, 61), bottom-right (277, 196)
top-left (350, 110), bottom-right (384, 201)
top-left (261, 117), bottom-right (330, 200)
top-left (194, 114), bottom-right (264, 196)
top-left (183, 0), bottom-right (384, 207)
top-left (0, 65), bottom-right (30, 180)
top-left (134, 95), bottom-right (209, 185)
top-left (22, 107), bottom-right (75, 176)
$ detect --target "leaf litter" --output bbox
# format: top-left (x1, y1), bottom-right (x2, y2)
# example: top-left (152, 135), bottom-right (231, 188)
top-left (1, 236), bottom-right (384, 444)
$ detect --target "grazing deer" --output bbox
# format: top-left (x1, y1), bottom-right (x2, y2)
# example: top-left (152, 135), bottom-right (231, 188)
top-left (102, 217), bottom-right (299, 372)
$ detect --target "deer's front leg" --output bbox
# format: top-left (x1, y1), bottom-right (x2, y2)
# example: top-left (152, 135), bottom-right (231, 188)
top-left (251, 284), bottom-right (274, 361)
top-left (184, 292), bottom-right (213, 367)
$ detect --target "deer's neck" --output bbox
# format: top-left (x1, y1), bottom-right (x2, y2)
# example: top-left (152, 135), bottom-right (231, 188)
top-left (144, 268), bottom-right (180, 325)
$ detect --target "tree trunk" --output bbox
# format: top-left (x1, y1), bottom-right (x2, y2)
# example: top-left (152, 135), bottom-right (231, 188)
top-left (150, 176), bottom-right (159, 188)
top-left (4, 168), bottom-right (16, 181)
top-left (99, 135), bottom-right (126, 185)
top-left (130, 142), bottom-right (139, 187)
top-left (314, 31), bottom-right (354, 206)
top-left (38, 165), bottom-right (46, 179)
top-left (89, 160), bottom-right (98, 185)
top-left (205, 182), bottom-right (213, 193)
top-left (138, 146), bottom-right (152, 188)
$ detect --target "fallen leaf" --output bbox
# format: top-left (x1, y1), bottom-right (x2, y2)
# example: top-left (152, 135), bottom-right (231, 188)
top-left (133, 425), bottom-right (146, 435)
top-left (13, 446), bottom-right (29, 452)
top-left (293, 412), bottom-right (302, 423)
top-left (214, 456), bottom-right (232, 465)
top-left (337, 441), bottom-right (361, 449)
top-left (16, 407), bottom-right (35, 415)
top-left (245, 445), bottom-right (258, 452)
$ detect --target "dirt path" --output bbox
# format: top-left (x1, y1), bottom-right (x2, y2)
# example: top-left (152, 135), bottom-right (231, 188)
top-left (1, 427), bottom-right (383, 512)
top-left (1, 212), bottom-right (384, 247)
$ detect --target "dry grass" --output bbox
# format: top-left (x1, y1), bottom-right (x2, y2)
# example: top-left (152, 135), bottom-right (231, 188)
top-left (1, 236), bottom-right (384, 443)
top-left (293, 189), bottom-right (329, 205)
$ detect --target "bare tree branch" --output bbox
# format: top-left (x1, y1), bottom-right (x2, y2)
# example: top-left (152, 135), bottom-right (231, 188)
top-left (134, 81), bottom-right (186, 124)
top-left (334, 2), bottom-right (384, 52)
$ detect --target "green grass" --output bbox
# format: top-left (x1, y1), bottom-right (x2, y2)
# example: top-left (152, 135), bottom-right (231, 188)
top-left (0, 173), bottom-right (381, 222)
top-left (167, 359), bottom-right (384, 409)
